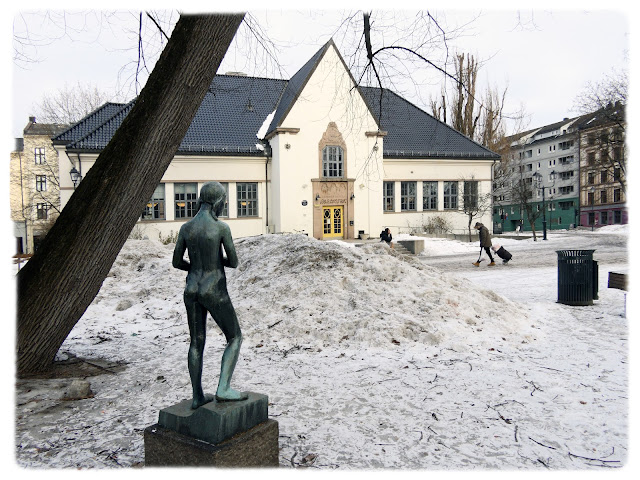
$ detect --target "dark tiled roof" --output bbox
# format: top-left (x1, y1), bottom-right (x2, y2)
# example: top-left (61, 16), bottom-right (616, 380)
top-left (53, 103), bottom-right (127, 145)
top-left (57, 76), bottom-right (287, 154)
top-left (24, 121), bottom-right (68, 137)
top-left (180, 75), bottom-right (286, 154)
top-left (56, 45), bottom-right (499, 160)
top-left (360, 87), bottom-right (500, 159)
top-left (575, 102), bottom-right (625, 131)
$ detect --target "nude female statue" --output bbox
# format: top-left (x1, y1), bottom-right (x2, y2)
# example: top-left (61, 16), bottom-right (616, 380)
top-left (172, 182), bottom-right (247, 408)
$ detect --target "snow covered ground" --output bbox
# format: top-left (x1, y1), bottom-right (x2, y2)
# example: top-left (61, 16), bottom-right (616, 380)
top-left (12, 226), bottom-right (630, 471)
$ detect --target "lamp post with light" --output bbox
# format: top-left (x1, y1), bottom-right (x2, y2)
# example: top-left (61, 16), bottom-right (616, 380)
top-left (70, 167), bottom-right (82, 189)
top-left (533, 171), bottom-right (555, 241)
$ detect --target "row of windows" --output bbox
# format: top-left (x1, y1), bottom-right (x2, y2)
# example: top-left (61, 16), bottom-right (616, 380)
top-left (142, 182), bottom-right (258, 221)
top-left (588, 210), bottom-right (624, 225)
top-left (496, 199), bottom-right (576, 217)
top-left (586, 129), bottom-right (624, 146)
top-left (586, 189), bottom-right (622, 205)
top-left (586, 147), bottom-right (624, 164)
top-left (512, 155), bottom-right (575, 174)
top-left (517, 140), bottom-right (575, 160)
top-left (586, 168), bottom-right (621, 185)
top-left (383, 181), bottom-right (477, 212)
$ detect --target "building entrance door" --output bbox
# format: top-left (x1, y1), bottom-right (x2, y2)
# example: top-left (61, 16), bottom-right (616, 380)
top-left (323, 206), bottom-right (343, 238)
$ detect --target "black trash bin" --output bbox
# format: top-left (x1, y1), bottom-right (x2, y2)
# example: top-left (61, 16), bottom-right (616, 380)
top-left (556, 250), bottom-right (599, 306)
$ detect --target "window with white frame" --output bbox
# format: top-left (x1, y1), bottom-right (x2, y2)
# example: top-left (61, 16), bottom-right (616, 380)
top-left (143, 184), bottom-right (165, 220)
top-left (35, 175), bottom-right (47, 192)
top-left (36, 203), bottom-right (48, 220)
top-left (383, 182), bottom-right (394, 212)
top-left (400, 182), bottom-right (417, 211)
top-left (237, 182), bottom-right (258, 217)
top-left (322, 146), bottom-right (344, 178)
top-left (174, 183), bottom-right (198, 219)
top-left (423, 181), bottom-right (437, 210)
top-left (219, 182), bottom-right (229, 217)
top-left (34, 147), bottom-right (45, 164)
top-left (463, 181), bottom-right (478, 209)
top-left (443, 181), bottom-right (458, 210)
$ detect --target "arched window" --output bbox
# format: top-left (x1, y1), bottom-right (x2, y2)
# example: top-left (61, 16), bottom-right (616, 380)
top-left (322, 145), bottom-right (344, 178)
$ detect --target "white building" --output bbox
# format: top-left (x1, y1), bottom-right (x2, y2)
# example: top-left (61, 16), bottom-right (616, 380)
top-left (54, 40), bottom-right (499, 241)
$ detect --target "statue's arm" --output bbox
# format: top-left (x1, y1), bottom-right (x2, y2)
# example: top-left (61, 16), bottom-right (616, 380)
top-left (221, 225), bottom-right (238, 269)
top-left (172, 229), bottom-right (190, 271)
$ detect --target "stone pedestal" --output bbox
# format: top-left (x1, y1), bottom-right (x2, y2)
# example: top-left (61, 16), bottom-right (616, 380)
top-left (144, 392), bottom-right (279, 467)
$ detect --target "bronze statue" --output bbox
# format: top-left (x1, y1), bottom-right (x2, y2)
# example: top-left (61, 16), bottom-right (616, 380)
top-left (172, 182), bottom-right (247, 408)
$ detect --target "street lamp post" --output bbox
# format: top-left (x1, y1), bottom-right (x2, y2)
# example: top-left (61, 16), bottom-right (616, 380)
top-left (589, 186), bottom-right (595, 231)
top-left (533, 172), bottom-right (547, 240)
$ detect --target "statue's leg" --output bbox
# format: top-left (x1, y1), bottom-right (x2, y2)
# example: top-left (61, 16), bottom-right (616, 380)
top-left (186, 298), bottom-right (214, 409)
top-left (206, 294), bottom-right (247, 401)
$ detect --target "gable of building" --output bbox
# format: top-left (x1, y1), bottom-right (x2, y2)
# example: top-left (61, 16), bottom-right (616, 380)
top-left (54, 43), bottom-right (497, 161)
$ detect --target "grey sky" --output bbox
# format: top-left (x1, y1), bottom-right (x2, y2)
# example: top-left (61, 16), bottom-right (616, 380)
top-left (8, 6), bottom-right (630, 139)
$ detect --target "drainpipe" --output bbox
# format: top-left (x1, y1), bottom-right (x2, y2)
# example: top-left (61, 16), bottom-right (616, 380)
top-left (265, 156), bottom-right (269, 232)
top-left (18, 151), bottom-right (29, 254)
top-left (75, 153), bottom-right (82, 180)
top-left (491, 159), bottom-right (496, 233)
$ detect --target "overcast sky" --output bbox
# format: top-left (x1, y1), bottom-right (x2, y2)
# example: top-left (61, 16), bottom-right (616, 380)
top-left (5, 4), bottom-right (631, 140)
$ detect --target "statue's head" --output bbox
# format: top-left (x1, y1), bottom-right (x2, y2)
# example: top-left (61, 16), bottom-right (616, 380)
top-left (198, 182), bottom-right (227, 218)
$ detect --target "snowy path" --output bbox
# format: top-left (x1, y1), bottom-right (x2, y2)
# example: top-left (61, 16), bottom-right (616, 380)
top-left (13, 229), bottom-right (629, 469)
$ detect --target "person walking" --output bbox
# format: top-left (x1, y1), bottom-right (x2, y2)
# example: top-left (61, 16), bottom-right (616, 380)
top-left (472, 222), bottom-right (496, 267)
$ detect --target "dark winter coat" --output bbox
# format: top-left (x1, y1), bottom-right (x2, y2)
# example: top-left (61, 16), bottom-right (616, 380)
top-left (476, 223), bottom-right (492, 247)
top-left (380, 230), bottom-right (392, 244)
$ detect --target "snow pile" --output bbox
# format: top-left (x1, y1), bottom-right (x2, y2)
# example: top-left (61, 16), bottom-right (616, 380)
top-left (14, 230), bottom-right (628, 469)
top-left (95, 234), bottom-right (531, 356)
top-left (228, 234), bottom-right (530, 351)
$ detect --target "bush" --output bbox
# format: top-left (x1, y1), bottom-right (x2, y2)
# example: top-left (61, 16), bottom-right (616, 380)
top-left (128, 225), bottom-right (146, 240)
top-left (423, 215), bottom-right (453, 234)
top-left (158, 230), bottom-right (179, 245)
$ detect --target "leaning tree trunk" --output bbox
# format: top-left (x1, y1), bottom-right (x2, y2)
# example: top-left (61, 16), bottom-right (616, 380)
top-left (16, 13), bottom-right (245, 376)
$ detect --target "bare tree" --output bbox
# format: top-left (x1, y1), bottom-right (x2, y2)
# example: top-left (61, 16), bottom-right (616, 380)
top-left (504, 151), bottom-right (542, 241)
top-left (429, 51), bottom-right (516, 154)
top-left (17, 13), bottom-right (244, 376)
top-left (461, 175), bottom-right (493, 241)
top-left (573, 69), bottom-right (628, 117)
top-left (34, 82), bottom-right (118, 124)
top-left (573, 70), bottom-right (627, 194)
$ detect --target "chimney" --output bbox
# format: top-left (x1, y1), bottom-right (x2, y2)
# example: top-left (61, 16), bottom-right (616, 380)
top-left (28, 116), bottom-right (36, 123)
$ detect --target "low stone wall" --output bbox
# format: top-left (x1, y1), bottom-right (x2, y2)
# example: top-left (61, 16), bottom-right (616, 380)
top-left (397, 239), bottom-right (425, 254)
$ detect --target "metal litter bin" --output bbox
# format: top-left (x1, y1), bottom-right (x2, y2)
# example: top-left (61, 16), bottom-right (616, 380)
top-left (556, 250), bottom-right (599, 306)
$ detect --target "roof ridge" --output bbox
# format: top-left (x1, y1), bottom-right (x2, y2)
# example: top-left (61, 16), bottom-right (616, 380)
top-left (265, 40), bottom-right (334, 136)
top-left (54, 102), bottom-right (128, 142)
top-left (68, 100), bottom-right (135, 148)
top-left (216, 72), bottom-right (289, 82)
